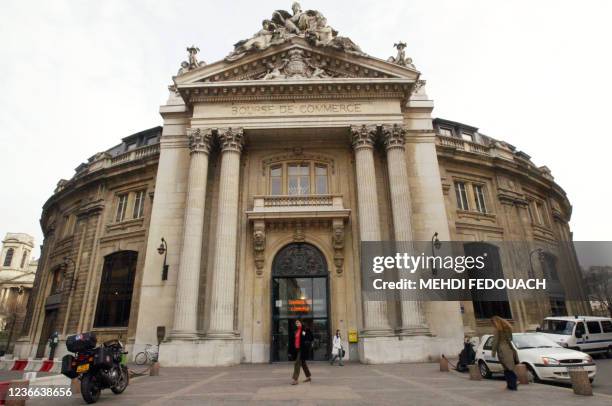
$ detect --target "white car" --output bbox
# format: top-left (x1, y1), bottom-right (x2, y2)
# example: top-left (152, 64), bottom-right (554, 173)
top-left (475, 333), bottom-right (596, 383)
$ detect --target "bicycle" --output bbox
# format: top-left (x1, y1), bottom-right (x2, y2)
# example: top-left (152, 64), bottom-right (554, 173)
top-left (134, 344), bottom-right (159, 365)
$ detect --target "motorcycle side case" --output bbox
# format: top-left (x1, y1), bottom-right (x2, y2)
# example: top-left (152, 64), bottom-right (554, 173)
top-left (94, 346), bottom-right (113, 369)
top-left (61, 354), bottom-right (77, 378)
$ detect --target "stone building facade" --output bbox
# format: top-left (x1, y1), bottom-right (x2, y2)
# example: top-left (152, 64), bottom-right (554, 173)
top-left (15, 4), bottom-right (587, 364)
top-left (0, 233), bottom-right (38, 352)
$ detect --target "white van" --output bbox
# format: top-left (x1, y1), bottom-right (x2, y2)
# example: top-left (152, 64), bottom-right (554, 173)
top-left (537, 316), bottom-right (612, 355)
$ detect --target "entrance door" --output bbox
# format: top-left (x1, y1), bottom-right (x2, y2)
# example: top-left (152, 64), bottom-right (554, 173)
top-left (36, 309), bottom-right (58, 358)
top-left (271, 243), bottom-right (330, 362)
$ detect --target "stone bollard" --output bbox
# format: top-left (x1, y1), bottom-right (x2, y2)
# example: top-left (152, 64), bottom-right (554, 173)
top-left (468, 364), bottom-right (481, 380)
top-left (150, 362), bottom-right (160, 376)
top-left (569, 369), bottom-right (592, 396)
top-left (71, 378), bottom-right (81, 395)
top-left (5, 379), bottom-right (29, 406)
top-left (439, 356), bottom-right (449, 372)
top-left (515, 364), bottom-right (529, 385)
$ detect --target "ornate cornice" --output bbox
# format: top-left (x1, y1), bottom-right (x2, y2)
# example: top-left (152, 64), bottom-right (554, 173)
top-left (187, 127), bottom-right (213, 154)
top-left (182, 81), bottom-right (409, 104)
top-left (217, 127), bottom-right (245, 153)
top-left (350, 124), bottom-right (377, 150)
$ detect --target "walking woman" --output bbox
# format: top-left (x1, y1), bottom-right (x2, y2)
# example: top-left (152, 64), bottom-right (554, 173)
top-left (491, 315), bottom-right (519, 390)
top-left (291, 320), bottom-right (312, 385)
top-left (330, 329), bottom-right (344, 366)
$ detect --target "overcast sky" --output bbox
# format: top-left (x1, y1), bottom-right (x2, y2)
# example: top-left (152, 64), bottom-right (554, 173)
top-left (1, 0), bottom-right (611, 257)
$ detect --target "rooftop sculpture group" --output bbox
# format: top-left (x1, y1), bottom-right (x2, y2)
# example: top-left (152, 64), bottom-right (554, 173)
top-left (177, 45), bottom-right (206, 75)
top-left (225, 2), bottom-right (363, 62)
top-left (174, 3), bottom-right (417, 78)
top-left (387, 41), bottom-right (415, 69)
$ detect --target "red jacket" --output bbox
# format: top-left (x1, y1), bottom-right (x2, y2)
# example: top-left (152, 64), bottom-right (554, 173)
top-left (295, 325), bottom-right (302, 349)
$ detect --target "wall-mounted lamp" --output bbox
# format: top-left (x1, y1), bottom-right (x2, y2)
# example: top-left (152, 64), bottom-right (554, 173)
top-left (431, 232), bottom-right (441, 276)
top-left (158, 238), bottom-right (169, 281)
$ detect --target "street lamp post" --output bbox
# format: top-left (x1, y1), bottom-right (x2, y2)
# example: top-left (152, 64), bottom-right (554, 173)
top-left (158, 238), bottom-right (169, 281)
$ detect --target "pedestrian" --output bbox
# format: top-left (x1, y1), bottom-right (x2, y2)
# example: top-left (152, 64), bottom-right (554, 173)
top-left (291, 320), bottom-right (312, 385)
top-left (491, 315), bottom-right (519, 390)
top-left (330, 329), bottom-right (344, 366)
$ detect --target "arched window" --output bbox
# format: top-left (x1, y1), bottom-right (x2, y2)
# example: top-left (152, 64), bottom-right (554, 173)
top-left (20, 250), bottom-right (29, 268)
top-left (3, 248), bottom-right (14, 267)
top-left (464, 242), bottom-right (512, 320)
top-left (94, 251), bottom-right (137, 328)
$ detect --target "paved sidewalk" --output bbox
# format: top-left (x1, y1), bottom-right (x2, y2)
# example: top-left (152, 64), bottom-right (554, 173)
top-left (24, 362), bottom-right (612, 405)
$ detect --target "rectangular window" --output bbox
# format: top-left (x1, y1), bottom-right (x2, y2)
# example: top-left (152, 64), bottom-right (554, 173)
top-left (62, 215), bottom-right (75, 237)
top-left (549, 298), bottom-right (567, 316)
top-left (3, 249), bottom-right (14, 267)
top-left (455, 182), bottom-right (469, 210)
top-left (132, 190), bottom-right (145, 219)
top-left (586, 321), bottom-right (602, 334)
top-left (315, 165), bottom-right (328, 194)
top-left (115, 194), bottom-right (128, 222)
top-left (601, 321), bottom-right (612, 333)
top-left (94, 251), bottom-right (137, 328)
top-left (439, 127), bottom-right (453, 137)
top-left (51, 268), bottom-right (64, 294)
top-left (473, 184), bottom-right (487, 213)
top-left (461, 132), bottom-right (473, 142)
top-left (536, 202), bottom-right (548, 226)
top-left (270, 166), bottom-right (282, 195)
top-left (288, 164), bottom-right (310, 195)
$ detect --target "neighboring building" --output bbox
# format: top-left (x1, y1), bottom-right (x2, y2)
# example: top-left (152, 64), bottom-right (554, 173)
top-left (0, 233), bottom-right (37, 352)
top-left (15, 4), bottom-right (588, 364)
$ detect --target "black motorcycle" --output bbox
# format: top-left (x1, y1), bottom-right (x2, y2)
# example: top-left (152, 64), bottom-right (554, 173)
top-left (61, 332), bottom-right (129, 404)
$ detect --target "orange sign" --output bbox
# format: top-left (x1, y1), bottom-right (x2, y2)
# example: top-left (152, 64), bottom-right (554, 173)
top-left (288, 299), bottom-right (311, 313)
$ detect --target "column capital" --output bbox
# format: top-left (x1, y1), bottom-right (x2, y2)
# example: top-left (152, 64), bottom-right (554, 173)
top-left (217, 127), bottom-right (244, 153)
top-left (350, 124), bottom-right (378, 150)
top-left (382, 124), bottom-right (406, 151)
top-left (187, 128), bottom-right (213, 154)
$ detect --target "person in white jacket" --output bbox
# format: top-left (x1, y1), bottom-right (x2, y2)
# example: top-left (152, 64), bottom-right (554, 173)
top-left (330, 329), bottom-right (344, 366)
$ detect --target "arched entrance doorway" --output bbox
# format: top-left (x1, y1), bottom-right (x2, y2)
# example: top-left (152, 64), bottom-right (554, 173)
top-left (271, 243), bottom-right (330, 362)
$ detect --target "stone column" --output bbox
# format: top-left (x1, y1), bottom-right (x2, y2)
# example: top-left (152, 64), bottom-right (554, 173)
top-left (351, 125), bottom-right (392, 335)
top-left (207, 127), bottom-right (244, 338)
top-left (170, 128), bottom-right (212, 339)
top-left (382, 124), bottom-right (430, 336)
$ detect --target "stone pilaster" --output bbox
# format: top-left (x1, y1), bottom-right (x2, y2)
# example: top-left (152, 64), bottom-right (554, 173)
top-left (207, 127), bottom-right (244, 338)
top-left (350, 124), bottom-right (392, 335)
top-left (170, 128), bottom-right (213, 339)
top-left (382, 124), bottom-right (429, 336)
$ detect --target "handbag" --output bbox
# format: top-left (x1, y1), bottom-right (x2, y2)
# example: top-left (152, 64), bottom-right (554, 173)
top-left (340, 347), bottom-right (346, 358)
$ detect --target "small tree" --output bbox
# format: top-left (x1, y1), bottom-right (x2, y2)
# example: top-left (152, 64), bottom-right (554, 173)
top-left (584, 266), bottom-right (612, 317)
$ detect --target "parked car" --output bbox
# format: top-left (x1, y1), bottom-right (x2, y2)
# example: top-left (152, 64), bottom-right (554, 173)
top-left (475, 333), bottom-right (596, 383)
top-left (537, 316), bottom-right (612, 356)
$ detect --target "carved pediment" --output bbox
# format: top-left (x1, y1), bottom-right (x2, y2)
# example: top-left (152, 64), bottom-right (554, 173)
top-left (175, 39), bottom-right (418, 87)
